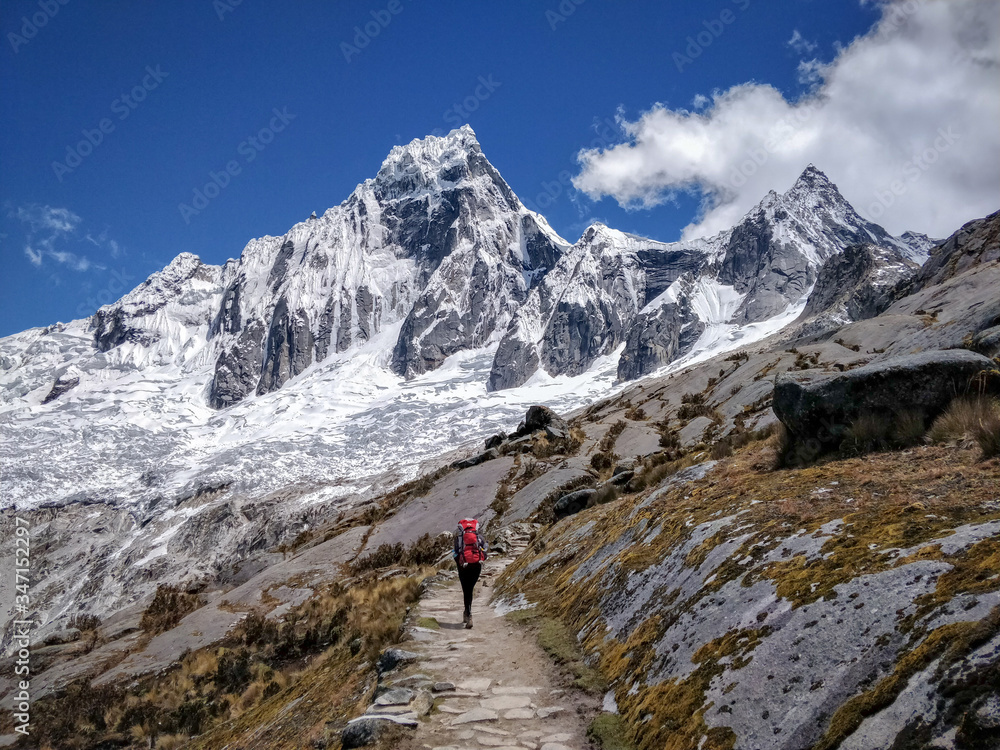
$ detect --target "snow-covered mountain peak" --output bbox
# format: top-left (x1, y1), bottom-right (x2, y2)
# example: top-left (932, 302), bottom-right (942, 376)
top-left (374, 125), bottom-right (486, 194)
top-left (94, 253), bottom-right (220, 329)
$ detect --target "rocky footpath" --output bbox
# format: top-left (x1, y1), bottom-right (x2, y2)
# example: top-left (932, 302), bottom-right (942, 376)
top-left (340, 525), bottom-right (595, 750)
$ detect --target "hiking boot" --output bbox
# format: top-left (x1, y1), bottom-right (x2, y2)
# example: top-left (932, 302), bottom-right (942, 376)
top-left (465, 615), bottom-right (473, 630)
top-left (462, 610), bottom-right (470, 625)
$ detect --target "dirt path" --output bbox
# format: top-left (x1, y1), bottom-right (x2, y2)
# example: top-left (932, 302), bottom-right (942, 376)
top-left (349, 531), bottom-right (597, 750)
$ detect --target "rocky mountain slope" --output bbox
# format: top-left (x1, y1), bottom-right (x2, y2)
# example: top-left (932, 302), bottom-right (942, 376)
top-left (5, 204), bottom-right (996, 750)
top-left (489, 165), bottom-right (932, 391)
top-left (0, 129), bottom-right (935, 647)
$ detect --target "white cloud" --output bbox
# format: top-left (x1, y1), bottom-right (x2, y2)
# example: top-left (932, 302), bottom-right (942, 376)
top-left (85, 230), bottom-right (124, 258)
top-left (50, 251), bottom-right (93, 271)
top-left (691, 93), bottom-right (710, 110)
top-left (15, 205), bottom-right (81, 237)
top-left (11, 204), bottom-right (108, 272)
top-left (573, 0), bottom-right (1000, 240)
top-left (25, 246), bottom-right (43, 266)
top-left (796, 58), bottom-right (824, 86)
top-left (788, 29), bottom-right (818, 55)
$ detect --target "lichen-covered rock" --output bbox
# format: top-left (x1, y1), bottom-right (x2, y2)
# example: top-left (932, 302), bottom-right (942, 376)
top-left (497, 444), bottom-right (1000, 750)
top-left (773, 349), bottom-right (999, 448)
top-left (341, 717), bottom-right (390, 748)
top-left (451, 448), bottom-right (499, 470)
top-left (523, 405), bottom-right (567, 435)
top-left (376, 648), bottom-right (420, 675)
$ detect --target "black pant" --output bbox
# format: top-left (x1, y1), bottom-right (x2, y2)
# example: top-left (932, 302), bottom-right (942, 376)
top-left (458, 562), bottom-right (482, 614)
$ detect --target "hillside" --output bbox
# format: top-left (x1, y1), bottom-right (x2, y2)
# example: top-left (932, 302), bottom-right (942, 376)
top-left (3, 206), bottom-right (997, 748)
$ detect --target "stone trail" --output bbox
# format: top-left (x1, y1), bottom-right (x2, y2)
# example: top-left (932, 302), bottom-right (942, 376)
top-left (347, 526), bottom-right (595, 750)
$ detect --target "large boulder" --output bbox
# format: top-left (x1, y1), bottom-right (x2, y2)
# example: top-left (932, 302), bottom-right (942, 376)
top-left (553, 489), bottom-right (597, 520)
top-left (773, 349), bottom-right (999, 449)
top-left (518, 405), bottom-right (570, 440)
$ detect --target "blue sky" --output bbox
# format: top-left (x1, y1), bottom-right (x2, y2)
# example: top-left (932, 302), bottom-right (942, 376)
top-left (0, 1), bottom-right (952, 336)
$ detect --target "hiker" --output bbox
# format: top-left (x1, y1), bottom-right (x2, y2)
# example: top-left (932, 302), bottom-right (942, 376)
top-left (453, 518), bottom-right (487, 629)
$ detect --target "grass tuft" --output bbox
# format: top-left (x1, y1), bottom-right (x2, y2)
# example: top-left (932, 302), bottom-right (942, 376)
top-left (927, 396), bottom-right (1000, 459)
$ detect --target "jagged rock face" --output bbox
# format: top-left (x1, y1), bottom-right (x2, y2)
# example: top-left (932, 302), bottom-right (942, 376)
top-left (791, 243), bottom-right (918, 339)
top-left (487, 226), bottom-right (707, 391)
top-left (91, 253), bottom-right (222, 357)
top-left (717, 166), bottom-right (913, 325)
top-left (203, 126), bottom-right (566, 399)
top-left (41, 373), bottom-right (80, 404)
top-left (257, 297), bottom-right (315, 395)
top-left (910, 209), bottom-right (1000, 292)
top-left (617, 295), bottom-right (704, 382)
top-left (490, 165), bottom-right (924, 390)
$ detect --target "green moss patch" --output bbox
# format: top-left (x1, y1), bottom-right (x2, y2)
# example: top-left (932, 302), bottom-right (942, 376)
top-left (588, 713), bottom-right (637, 750)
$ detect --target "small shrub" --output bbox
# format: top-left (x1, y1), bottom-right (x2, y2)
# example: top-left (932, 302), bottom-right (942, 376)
top-left (156, 732), bottom-right (190, 749)
top-left (835, 338), bottom-right (861, 352)
top-left (351, 543), bottom-right (404, 573)
top-left (658, 428), bottom-right (680, 450)
top-left (587, 484), bottom-right (620, 508)
top-left (974, 408), bottom-right (1000, 459)
top-left (401, 533), bottom-right (452, 567)
top-left (520, 457), bottom-right (545, 481)
top-left (624, 406), bottom-right (647, 421)
top-left (67, 613), bottom-right (101, 631)
top-left (351, 533), bottom-right (452, 574)
top-left (590, 451), bottom-right (616, 472)
top-left (793, 351), bottom-right (821, 370)
top-left (599, 420), bottom-right (628, 452)
top-left (214, 648), bottom-right (253, 693)
top-left (140, 586), bottom-right (204, 635)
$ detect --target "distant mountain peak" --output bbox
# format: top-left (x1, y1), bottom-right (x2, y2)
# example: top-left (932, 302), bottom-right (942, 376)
top-left (786, 163), bottom-right (839, 197)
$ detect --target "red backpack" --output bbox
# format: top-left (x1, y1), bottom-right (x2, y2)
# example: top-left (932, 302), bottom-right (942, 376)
top-left (458, 519), bottom-right (484, 564)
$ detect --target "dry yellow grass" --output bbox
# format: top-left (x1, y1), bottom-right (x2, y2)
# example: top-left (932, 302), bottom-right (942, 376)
top-left (496, 439), bottom-right (1000, 750)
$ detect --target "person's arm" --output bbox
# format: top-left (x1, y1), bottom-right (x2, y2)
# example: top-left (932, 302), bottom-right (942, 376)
top-left (479, 533), bottom-right (488, 561)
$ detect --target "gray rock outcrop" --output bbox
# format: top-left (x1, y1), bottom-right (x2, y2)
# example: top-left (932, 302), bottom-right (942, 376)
top-left (909, 209), bottom-right (1000, 292)
top-left (553, 489), bottom-right (597, 520)
top-left (773, 349), bottom-right (999, 449)
top-left (791, 243), bottom-right (917, 339)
